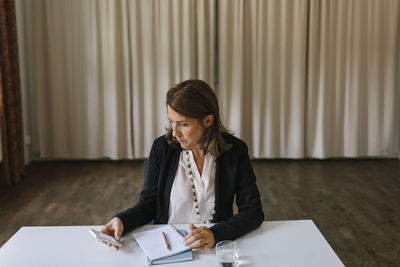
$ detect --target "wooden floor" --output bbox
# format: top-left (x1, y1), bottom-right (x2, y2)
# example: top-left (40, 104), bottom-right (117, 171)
top-left (0, 159), bottom-right (399, 266)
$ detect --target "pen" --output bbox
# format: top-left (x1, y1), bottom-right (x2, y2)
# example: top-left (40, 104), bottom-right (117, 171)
top-left (162, 232), bottom-right (171, 250)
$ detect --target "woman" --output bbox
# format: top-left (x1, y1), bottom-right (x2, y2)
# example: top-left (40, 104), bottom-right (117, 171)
top-left (101, 79), bottom-right (264, 251)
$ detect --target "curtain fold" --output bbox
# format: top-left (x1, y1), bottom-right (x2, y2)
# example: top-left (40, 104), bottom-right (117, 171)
top-left (218, 0), bottom-right (308, 158)
top-left (33, 0), bottom-right (133, 159)
top-left (32, 0), bottom-right (215, 159)
top-left (306, 0), bottom-right (400, 157)
top-left (19, 0), bottom-right (400, 160)
top-left (127, 0), bottom-right (215, 157)
top-left (0, 0), bottom-right (25, 186)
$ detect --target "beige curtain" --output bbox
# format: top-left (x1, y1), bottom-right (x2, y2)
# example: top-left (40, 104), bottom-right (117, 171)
top-left (218, 0), bottom-right (309, 158)
top-left (306, 0), bottom-right (400, 158)
top-left (127, 0), bottom-right (215, 157)
top-left (218, 0), bottom-right (399, 158)
top-left (19, 0), bottom-right (400, 160)
top-left (32, 0), bottom-right (131, 159)
top-left (30, 0), bottom-right (215, 159)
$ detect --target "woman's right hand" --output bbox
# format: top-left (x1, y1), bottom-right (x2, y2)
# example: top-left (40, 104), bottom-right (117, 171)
top-left (100, 217), bottom-right (124, 250)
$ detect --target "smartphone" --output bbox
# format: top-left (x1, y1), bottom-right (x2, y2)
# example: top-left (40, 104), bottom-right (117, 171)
top-left (89, 228), bottom-right (122, 247)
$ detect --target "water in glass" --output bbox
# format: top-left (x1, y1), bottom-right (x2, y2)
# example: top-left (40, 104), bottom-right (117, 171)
top-left (216, 248), bottom-right (239, 267)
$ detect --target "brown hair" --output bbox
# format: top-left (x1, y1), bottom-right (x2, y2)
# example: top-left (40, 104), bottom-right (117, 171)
top-left (165, 79), bottom-right (232, 157)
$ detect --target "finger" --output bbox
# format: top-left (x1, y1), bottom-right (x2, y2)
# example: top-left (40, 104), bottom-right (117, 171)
top-left (112, 217), bottom-right (124, 241)
top-left (189, 227), bottom-right (209, 239)
top-left (183, 231), bottom-right (193, 242)
top-left (185, 231), bottom-right (208, 245)
top-left (102, 240), bottom-right (112, 247)
top-left (189, 223), bottom-right (197, 231)
top-left (188, 238), bottom-right (208, 250)
top-left (101, 228), bottom-right (113, 235)
top-left (185, 226), bottom-right (205, 241)
top-left (192, 244), bottom-right (208, 252)
top-left (184, 229), bottom-right (196, 242)
top-left (101, 240), bottom-right (120, 250)
top-left (184, 228), bottom-right (207, 241)
top-left (114, 224), bottom-right (122, 241)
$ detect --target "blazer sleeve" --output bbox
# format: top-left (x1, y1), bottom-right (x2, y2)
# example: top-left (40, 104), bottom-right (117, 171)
top-left (114, 139), bottom-right (162, 234)
top-left (210, 142), bottom-right (264, 243)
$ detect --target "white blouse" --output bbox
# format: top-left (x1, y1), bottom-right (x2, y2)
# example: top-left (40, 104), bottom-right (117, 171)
top-left (168, 150), bottom-right (216, 224)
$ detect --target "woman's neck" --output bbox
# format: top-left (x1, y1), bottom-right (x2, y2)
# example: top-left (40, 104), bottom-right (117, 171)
top-left (191, 148), bottom-right (205, 160)
top-left (190, 148), bottom-right (205, 176)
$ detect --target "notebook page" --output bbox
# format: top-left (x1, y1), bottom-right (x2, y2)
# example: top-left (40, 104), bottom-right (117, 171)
top-left (132, 225), bottom-right (190, 261)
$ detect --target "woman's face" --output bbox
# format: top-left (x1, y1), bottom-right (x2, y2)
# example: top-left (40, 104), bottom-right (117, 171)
top-left (167, 105), bottom-right (207, 151)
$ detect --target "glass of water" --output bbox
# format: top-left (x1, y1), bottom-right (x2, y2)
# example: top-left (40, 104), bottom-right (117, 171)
top-left (216, 240), bottom-right (239, 267)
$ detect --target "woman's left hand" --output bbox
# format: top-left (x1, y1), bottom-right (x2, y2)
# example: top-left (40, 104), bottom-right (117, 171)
top-left (183, 223), bottom-right (215, 251)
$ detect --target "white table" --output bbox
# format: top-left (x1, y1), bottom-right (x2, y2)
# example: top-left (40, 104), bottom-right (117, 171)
top-left (0, 220), bottom-right (344, 266)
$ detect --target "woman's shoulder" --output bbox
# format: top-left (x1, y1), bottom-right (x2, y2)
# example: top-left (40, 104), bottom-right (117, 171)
top-left (222, 133), bottom-right (248, 153)
top-left (153, 135), bottom-right (168, 144)
top-left (152, 135), bottom-right (180, 151)
top-left (149, 135), bottom-right (180, 161)
top-left (152, 135), bottom-right (169, 148)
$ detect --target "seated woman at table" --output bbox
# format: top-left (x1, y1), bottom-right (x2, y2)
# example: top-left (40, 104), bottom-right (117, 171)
top-left (101, 79), bottom-right (264, 251)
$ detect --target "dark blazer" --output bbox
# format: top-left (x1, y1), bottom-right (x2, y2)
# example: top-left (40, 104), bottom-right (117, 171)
top-left (116, 134), bottom-right (264, 243)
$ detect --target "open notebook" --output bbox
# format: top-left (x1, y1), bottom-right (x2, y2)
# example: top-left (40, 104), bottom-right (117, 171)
top-left (146, 230), bottom-right (193, 265)
top-left (132, 225), bottom-right (193, 265)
